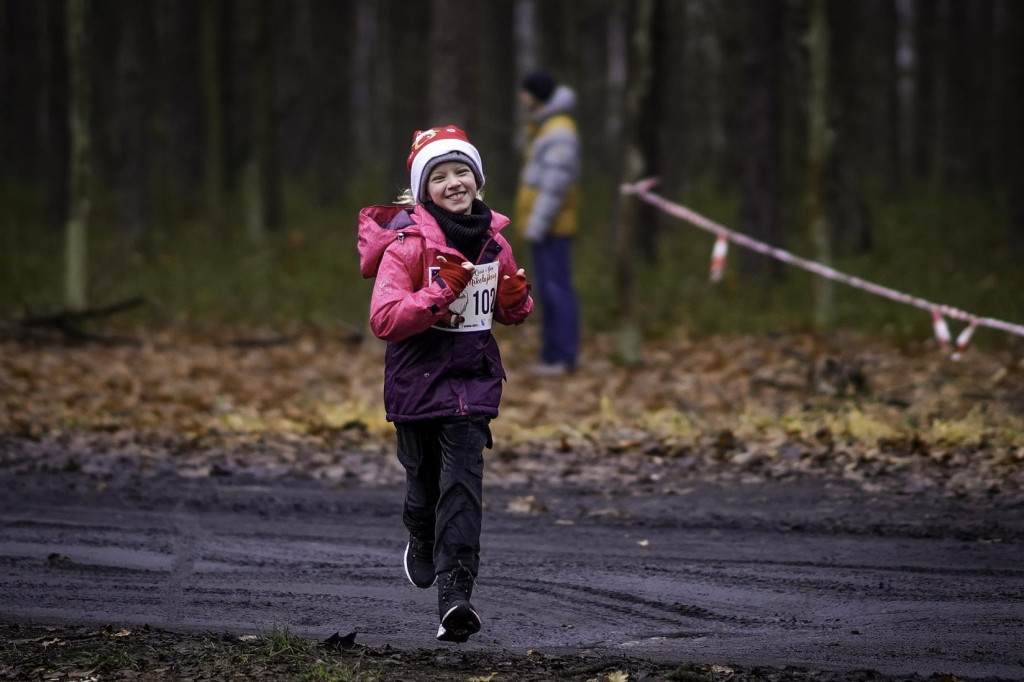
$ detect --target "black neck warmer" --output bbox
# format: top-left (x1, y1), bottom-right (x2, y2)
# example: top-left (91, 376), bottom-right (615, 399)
top-left (424, 199), bottom-right (492, 264)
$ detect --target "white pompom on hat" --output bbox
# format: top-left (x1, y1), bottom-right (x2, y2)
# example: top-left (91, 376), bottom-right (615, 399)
top-left (407, 125), bottom-right (485, 204)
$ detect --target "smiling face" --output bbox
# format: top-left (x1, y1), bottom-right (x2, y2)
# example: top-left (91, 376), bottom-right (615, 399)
top-left (426, 161), bottom-right (478, 214)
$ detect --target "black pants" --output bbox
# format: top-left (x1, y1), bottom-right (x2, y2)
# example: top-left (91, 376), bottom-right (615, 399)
top-left (395, 416), bottom-right (491, 577)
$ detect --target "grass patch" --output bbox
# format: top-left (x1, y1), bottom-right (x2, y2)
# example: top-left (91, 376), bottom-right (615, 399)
top-left (0, 624), bottom-right (381, 682)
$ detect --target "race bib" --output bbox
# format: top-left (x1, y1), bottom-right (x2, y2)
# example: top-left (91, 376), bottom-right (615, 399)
top-left (430, 261), bottom-right (499, 332)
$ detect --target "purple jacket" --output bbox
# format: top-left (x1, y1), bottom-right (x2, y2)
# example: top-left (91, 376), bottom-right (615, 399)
top-left (358, 203), bottom-right (533, 422)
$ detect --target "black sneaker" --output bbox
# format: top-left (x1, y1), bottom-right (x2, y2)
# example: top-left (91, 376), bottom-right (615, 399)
top-left (436, 563), bottom-right (480, 643)
top-left (404, 535), bottom-right (436, 588)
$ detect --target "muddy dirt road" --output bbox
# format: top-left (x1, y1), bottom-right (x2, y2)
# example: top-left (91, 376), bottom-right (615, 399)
top-left (2, 470), bottom-right (1023, 680)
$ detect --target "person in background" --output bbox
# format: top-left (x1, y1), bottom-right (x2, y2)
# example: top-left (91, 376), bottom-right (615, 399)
top-left (357, 125), bottom-right (533, 643)
top-left (515, 69), bottom-right (582, 376)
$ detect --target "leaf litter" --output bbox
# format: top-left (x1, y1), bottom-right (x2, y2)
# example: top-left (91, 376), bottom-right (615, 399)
top-left (2, 327), bottom-right (1023, 502)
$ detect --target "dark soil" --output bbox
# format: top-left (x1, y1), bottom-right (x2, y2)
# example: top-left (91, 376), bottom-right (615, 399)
top-left (2, 466), bottom-right (1023, 681)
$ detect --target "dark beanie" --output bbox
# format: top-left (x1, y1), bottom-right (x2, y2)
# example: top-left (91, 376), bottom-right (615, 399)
top-left (522, 70), bottom-right (556, 103)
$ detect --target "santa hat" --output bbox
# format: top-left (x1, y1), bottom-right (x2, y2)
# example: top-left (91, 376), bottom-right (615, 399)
top-left (407, 125), bottom-right (485, 204)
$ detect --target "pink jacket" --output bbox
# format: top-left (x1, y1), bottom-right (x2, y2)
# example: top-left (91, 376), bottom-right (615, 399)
top-left (358, 203), bottom-right (533, 421)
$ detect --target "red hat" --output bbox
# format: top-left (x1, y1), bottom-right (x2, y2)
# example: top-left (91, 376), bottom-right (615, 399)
top-left (407, 125), bottom-right (485, 204)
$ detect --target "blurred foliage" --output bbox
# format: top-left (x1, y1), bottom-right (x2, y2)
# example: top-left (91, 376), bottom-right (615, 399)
top-left (1, 175), bottom-right (1022, 352)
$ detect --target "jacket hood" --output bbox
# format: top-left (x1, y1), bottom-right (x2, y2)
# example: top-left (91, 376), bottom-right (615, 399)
top-left (531, 85), bottom-right (576, 123)
top-left (358, 205), bottom-right (418, 278)
top-left (357, 203), bottom-right (509, 278)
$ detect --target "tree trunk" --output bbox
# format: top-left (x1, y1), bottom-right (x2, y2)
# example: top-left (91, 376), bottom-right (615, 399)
top-left (807, 0), bottom-right (833, 328)
top-left (157, 0), bottom-right (203, 218)
top-left (201, 0), bottom-right (225, 226)
top-left (738, 0), bottom-right (783, 278)
top-left (911, 0), bottom-right (937, 183)
top-left (65, 0), bottom-right (91, 311)
top-left (827, 0), bottom-right (871, 255)
top-left (512, 0), bottom-right (539, 155)
top-left (386, 1), bottom-right (430, 188)
top-left (637, 0), bottom-right (687, 262)
top-left (428, 0), bottom-right (473, 126)
top-left (940, 0), bottom-right (971, 191)
top-left (536, 0), bottom-right (572, 77)
top-left (351, 0), bottom-right (375, 166)
top-left (366, 0), bottom-right (394, 196)
top-left (39, 0), bottom-right (70, 233)
top-left (967, 0), bottom-right (995, 190)
top-left (115, 0), bottom-right (153, 252)
top-left (305, 0), bottom-right (353, 204)
top-left (1007, 0), bottom-right (1024, 254)
top-left (684, 0), bottom-right (726, 190)
top-left (256, 0), bottom-right (281, 231)
top-left (2, 1), bottom-right (42, 184)
top-left (219, 0), bottom-right (237, 194)
top-left (604, 0), bottom-right (628, 178)
top-left (473, 0), bottom-right (516, 197)
top-left (879, 0), bottom-right (902, 194)
top-left (616, 0), bottom-right (654, 366)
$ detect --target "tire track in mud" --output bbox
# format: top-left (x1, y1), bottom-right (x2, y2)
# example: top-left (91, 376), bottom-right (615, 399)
top-left (2, 472), bottom-right (1023, 680)
top-left (165, 509), bottom-right (200, 627)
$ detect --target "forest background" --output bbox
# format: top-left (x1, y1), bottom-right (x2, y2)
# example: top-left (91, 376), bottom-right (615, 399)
top-left (4, 5), bottom-right (1024, 679)
top-left (2, 0), bottom-right (1024, 346)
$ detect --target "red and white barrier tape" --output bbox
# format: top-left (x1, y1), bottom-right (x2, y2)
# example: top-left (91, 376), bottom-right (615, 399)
top-left (709, 235), bottom-right (728, 283)
top-left (621, 178), bottom-right (1024, 357)
top-left (931, 309), bottom-right (951, 351)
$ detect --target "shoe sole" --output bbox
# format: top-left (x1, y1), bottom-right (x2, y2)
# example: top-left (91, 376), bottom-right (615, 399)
top-left (403, 542), bottom-right (436, 589)
top-left (436, 603), bottom-right (481, 643)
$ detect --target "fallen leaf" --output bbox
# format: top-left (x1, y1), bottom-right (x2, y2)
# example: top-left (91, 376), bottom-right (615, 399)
top-left (46, 553), bottom-right (73, 566)
top-left (507, 495), bottom-right (547, 515)
top-left (324, 631), bottom-right (358, 651)
top-left (468, 674), bottom-right (498, 682)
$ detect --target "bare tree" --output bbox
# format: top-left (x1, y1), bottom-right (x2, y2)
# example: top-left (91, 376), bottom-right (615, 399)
top-left (39, 0), bottom-right (70, 233)
top-left (65, 0), bottom-right (91, 310)
top-left (912, 0), bottom-right (937, 182)
top-left (472, 0), bottom-right (516, 195)
top-left (156, 0), bottom-right (204, 215)
top-left (940, 0), bottom-right (972, 191)
top-left (249, 0), bottom-right (281, 235)
top-left (807, 0), bottom-right (833, 328)
top-left (201, 0), bottom-right (226, 226)
top-left (738, 0), bottom-right (783, 277)
top-left (616, 0), bottom-right (655, 365)
top-left (116, 0), bottom-right (153, 252)
top-left (967, 0), bottom-right (995, 190)
top-left (1007, 0), bottom-right (1024, 254)
top-left (428, 0), bottom-right (474, 125)
top-left (827, 0), bottom-right (871, 254)
top-left (604, 0), bottom-right (628, 177)
top-left (879, 0), bottom-right (903, 194)
top-left (514, 0), bottom-right (539, 154)
top-left (351, 0), bottom-right (375, 165)
top-left (637, 0), bottom-right (687, 262)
